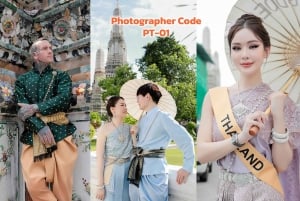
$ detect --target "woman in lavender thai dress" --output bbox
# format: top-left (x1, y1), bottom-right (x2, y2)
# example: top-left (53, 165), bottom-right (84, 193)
top-left (197, 14), bottom-right (300, 201)
top-left (95, 96), bottom-right (133, 201)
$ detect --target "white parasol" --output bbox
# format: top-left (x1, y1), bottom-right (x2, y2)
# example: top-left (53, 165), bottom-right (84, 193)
top-left (225, 0), bottom-right (300, 104)
top-left (119, 79), bottom-right (177, 120)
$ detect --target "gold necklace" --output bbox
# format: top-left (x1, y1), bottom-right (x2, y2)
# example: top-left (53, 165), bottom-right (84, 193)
top-left (111, 121), bottom-right (126, 143)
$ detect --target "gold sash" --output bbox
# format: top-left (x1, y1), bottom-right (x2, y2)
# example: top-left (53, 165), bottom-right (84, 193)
top-left (33, 112), bottom-right (69, 162)
top-left (209, 87), bottom-right (283, 195)
top-left (104, 157), bottom-right (130, 185)
top-left (36, 112), bottom-right (69, 125)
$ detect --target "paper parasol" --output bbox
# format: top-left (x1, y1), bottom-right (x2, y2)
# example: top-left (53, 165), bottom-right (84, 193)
top-left (225, 0), bottom-right (300, 104)
top-left (119, 79), bottom-right (177, 120)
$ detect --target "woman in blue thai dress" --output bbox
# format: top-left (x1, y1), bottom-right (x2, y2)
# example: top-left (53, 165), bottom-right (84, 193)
top-left (95, 96), bottom-right (134, 201)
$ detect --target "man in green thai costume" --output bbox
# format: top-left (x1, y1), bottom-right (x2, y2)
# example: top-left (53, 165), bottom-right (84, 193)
top-left (15, 38), bottom-right (78, 201)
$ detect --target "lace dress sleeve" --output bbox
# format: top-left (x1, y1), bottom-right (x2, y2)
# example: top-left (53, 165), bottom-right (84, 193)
top-left (284, 98), bottom-right (300, 149)
top-left (280, 98), bottom-right (300, 201)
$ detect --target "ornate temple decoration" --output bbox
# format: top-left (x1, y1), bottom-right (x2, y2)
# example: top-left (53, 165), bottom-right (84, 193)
top-left (0, 0), bottom-right (90, 70)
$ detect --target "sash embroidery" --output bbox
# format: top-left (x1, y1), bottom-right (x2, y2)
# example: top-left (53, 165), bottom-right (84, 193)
top-left (209, 87), bottom-right (283, 195)
top-left (33, 112), bottom-right (69, 162)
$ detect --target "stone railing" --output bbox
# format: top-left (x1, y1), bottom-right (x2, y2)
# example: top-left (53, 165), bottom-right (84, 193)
top-left (168, 165), bottom-right (197, 201)
top-left (90, 151), bottom-right (196, 201)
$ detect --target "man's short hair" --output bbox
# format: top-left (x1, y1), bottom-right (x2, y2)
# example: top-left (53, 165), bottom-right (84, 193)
top-left (29, 38), bottom-right (49, 56)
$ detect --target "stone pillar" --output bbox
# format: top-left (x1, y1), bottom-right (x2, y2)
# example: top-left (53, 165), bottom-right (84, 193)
top-left (0, 115), bottom-right (23, 201)
top-left (68, 112), bottom-right (91, 201)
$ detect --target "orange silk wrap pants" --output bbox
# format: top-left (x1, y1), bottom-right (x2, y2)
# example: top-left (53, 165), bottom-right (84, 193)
top-left (21, 136), bottom-right (78, 201)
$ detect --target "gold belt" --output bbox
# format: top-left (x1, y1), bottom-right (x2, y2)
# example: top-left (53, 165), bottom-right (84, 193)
top-left (36, 112), bottom-right (69, 125)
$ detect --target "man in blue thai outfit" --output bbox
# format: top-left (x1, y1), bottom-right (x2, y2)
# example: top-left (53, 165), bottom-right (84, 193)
top-left (128, 83), bottom-right (195, 201)
top-left (15, 38), bottom-right (78, 201)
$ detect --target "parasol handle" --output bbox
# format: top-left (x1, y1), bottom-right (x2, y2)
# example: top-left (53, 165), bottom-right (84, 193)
top-left (249, 106), bottom-right (271, 136)
top-left (249, 71), bottom-right (297, 135)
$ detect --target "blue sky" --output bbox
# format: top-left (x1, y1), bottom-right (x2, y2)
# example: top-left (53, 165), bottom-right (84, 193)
top-left (90, 0), bottom-right (198, 80)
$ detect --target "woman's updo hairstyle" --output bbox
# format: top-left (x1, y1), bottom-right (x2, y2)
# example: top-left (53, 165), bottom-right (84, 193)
top-left (106, 96), bottom-right (124, 117)
top-left (227, 14), bottom-right (271, 50)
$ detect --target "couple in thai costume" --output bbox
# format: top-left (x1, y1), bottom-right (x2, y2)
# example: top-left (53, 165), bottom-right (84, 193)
top-left (95, 83), bottom-right (195, 201)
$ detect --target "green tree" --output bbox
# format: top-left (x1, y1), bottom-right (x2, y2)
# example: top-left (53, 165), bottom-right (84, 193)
top-left (99, 64), bottom-right (136, 100)
top-left (90, 124), bottom-right (96, 139)
top-left (185, 121), bottom-right (197, 140)
top-left (124, 115), bottom-right (137, 125)
top-left (89, 111), bottom-right (101, 140)
top-left (90, 111), bottom-right (101, 128)
top-left (138, 33), bottom-right (194, 85)
top-left (168, 82), bottom-right (196, 122)
top-left (144, 64), bottom-right (164, 82)
top-left (137, 34), bottom-right (196, 123)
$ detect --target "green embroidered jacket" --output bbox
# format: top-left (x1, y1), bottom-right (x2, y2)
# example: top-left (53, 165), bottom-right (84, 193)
top-left (15, 65), bottom-right (76, 145)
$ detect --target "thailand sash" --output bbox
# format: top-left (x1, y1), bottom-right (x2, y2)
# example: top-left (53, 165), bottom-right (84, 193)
top-left (209, 87), bottom-right (283, 195)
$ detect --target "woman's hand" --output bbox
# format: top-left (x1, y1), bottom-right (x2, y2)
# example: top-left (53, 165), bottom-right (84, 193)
top-left (130, 125), bottom-right (138, 146)
top-left (239, 111), bottom-right (268, 143)
top-left (95, 188), bottom-right (105, 200)
top-left (130, 125), bottom-right (138, 136)
top-left (269, 91), bottom-right (287, 119)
